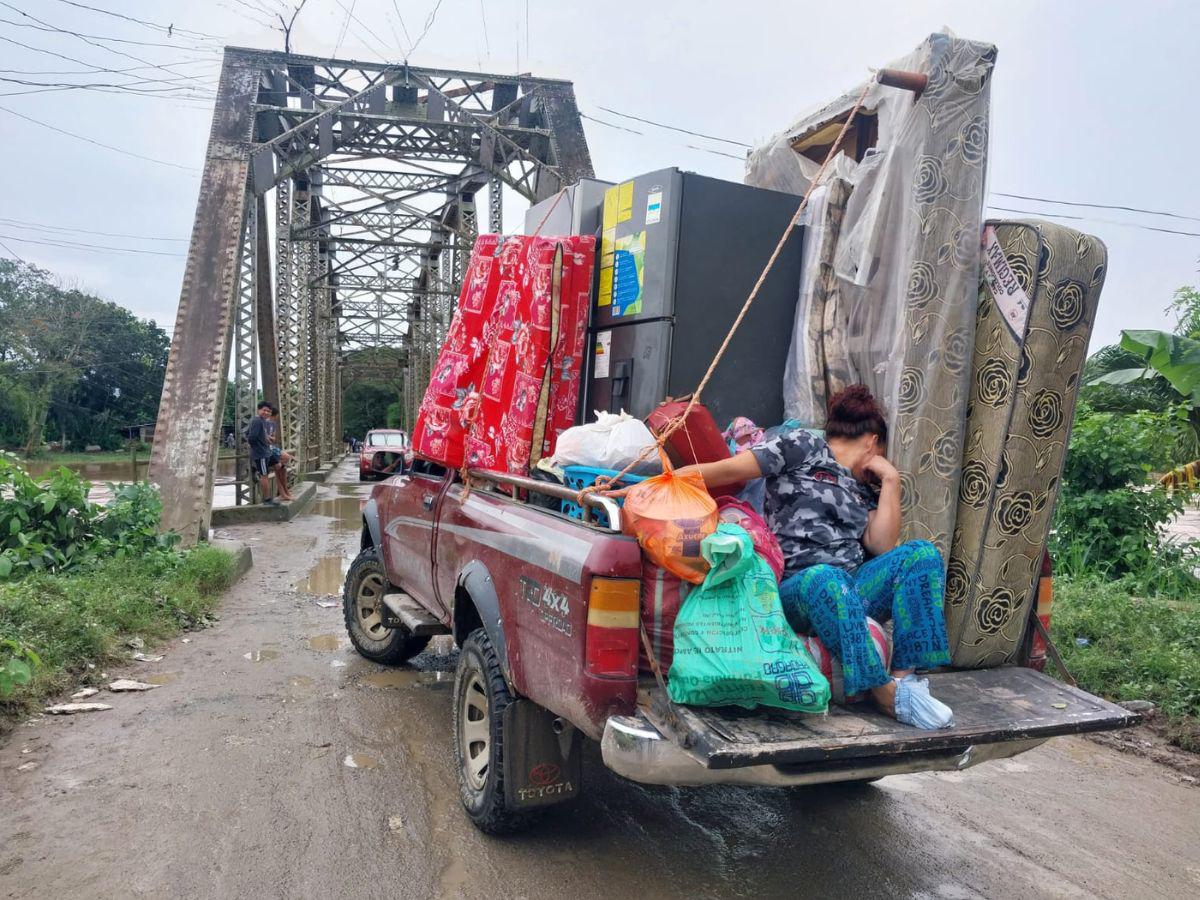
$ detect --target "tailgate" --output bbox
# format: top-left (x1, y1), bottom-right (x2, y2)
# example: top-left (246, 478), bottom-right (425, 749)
top-left (643, 667), bottom-right (1138, 770)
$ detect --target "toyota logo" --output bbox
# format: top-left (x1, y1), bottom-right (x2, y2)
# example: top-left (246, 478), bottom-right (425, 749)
top-left (528, 763), bottom-right (561, 786)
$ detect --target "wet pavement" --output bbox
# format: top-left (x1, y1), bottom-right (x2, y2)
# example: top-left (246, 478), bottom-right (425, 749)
top-left (2, 456), bottom-right (1199, 899)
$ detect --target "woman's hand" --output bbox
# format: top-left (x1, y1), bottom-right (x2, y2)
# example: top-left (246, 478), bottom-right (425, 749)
top-left (862, 454), bottom-right (900, 486)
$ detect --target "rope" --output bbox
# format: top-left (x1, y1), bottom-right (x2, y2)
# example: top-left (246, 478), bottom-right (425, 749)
top-left (575, 76), bottom-right (877, 509)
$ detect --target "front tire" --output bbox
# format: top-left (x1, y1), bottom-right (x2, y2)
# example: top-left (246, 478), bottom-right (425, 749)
top-left (342, 547), bottom-right (430, 665)
top-left (453, 628), bottom-right (535, 834)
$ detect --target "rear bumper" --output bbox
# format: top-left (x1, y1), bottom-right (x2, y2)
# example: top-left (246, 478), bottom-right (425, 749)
top-left (600, 711), bottom-right (1047, 788)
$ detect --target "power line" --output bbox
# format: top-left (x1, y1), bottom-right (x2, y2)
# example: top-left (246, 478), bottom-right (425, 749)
top-left (332, 0), bottom-right (354, 58)
top-left (48, 0), bottom-right (224, 43)
top-left (0, 34), bottom-right (215, 85)
top-left (0, 233), bottom-right (187, 257)
top-left (0, 59), bottom-right (218, 76)
top-left (0, 217), bottom-right (188, 242)
top-left (478, 0), bottom-right (489, 58)
top-left (0, 238), bottom-right (24, 261)
top-left (0, 105), bottom-right (201, 172)
top-left (992, 191), bottom-right (1200, 225)
top-left (986, 206), bottom-right (1200, 238)
top-left (408, 0), bottom-right (447, 58)
top-left (0, 3), bottom-right (217, 85)
top-left (593, 104), bottom-right (752, 148)
top-left (0, 5), bottom-right (215, 53)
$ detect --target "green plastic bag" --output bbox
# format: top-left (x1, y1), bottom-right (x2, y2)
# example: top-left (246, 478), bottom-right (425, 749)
top-left (667, 523), bottom-right (830, 713)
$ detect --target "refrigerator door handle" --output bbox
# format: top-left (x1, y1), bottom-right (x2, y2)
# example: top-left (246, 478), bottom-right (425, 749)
top-left (611, 359), bottom-right (633, 410)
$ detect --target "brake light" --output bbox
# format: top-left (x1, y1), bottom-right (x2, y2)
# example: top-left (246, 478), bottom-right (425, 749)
top-left (1027, 550), bottom-right (1053, 671)
top-left (585, 577), bottom-right (640, 679)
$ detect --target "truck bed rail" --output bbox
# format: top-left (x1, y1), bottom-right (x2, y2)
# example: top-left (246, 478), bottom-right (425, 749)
top-left (464, 467), bottom-right (625, 532)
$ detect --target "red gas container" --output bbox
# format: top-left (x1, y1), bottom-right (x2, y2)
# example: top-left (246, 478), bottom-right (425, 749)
top-left (644, 400), bottom-right (744, 498)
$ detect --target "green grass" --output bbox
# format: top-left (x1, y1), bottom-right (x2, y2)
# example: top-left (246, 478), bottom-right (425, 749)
top-left (1053, 575), bottom-right (1200, 750)
top-left (0, 546), bottom-right (236, 729)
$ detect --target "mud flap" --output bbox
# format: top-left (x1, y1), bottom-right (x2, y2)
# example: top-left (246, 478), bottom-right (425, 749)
top-left (502, 699), bottom-right (581, 810)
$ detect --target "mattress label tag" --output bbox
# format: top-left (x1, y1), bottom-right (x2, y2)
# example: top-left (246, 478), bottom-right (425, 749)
top-left (982, 225), bottom-right (1031, 340)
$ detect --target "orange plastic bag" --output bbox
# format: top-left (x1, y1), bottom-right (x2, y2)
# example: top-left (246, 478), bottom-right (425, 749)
top-left (622, 451), bottom-right (718, 584)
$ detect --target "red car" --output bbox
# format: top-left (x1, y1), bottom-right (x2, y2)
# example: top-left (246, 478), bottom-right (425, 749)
top-left (342, 464), bottom-right (1137, 834)
top-left (358, 429), bottom-right (409, 481)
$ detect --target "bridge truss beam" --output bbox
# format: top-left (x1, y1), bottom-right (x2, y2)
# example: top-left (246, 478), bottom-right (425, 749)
top-left (150, 47), bottom-right (592, 543)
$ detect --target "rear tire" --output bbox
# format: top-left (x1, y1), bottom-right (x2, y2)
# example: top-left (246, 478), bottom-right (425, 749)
top-left (453, 628), bottom-right (535, 834)
top-left (342, 546), bottom-right (430, 665)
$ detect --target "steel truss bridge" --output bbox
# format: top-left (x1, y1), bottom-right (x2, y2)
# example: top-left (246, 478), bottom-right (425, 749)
top-left (149, 47), bottom-right (593, 543)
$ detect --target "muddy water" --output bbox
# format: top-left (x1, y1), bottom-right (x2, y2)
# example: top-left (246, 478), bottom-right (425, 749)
top-left (342, 753), bottom-right (380, 769)
top-left (311, 495), bottom-right (367, 532)
top-left (360, 669), bottom-right (452, 689)
top-left (144, 673), bottom-right (179, 686)
top-left (21, 456), bottom-right (237, 481)
top-left (307, 634), bottom-right (341, 652)
top-left (243, 648), bottom-right (281, 662)
top-left (295, 556), bottom-right (350, 595)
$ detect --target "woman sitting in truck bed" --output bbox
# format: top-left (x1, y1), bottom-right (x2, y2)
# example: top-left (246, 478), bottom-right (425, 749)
top-left (677, 385), bottom-right (954, 730)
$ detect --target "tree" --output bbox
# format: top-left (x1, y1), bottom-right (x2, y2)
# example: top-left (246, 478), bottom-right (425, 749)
top-left (0, 260), bottom-right (169, 453)
top-left (0, 261), bottom-right (102, 455)
top-left (342, 382), bottom-right (397, 438)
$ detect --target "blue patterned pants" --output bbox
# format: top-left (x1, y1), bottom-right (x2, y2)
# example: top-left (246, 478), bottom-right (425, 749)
top-left (778, 540), bottom-right (951, 697)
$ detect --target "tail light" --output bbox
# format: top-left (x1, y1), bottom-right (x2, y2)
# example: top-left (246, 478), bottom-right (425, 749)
top-left (1026, 550), bottom-right (1053, 671)
top-left (585, 577), bottom-right (641, 679)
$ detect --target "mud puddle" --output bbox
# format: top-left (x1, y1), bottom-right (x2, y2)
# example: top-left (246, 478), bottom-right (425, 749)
top-left (307, 634), bottom-right (341, 652)
top-left (312, 495), bottom-right (366, 532)
top-left (343, 753), bottom-right (380, 769)
top-left (360, 669), bottom-right (453, 689)
top-left (244, 648), bottom-right (281, 662)
top-left (145, 673), bottom-right (179, 686)
top-left (295, 555), bottom-right (351, 595)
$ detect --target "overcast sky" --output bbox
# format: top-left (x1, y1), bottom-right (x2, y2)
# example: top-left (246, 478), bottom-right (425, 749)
top-left (1, 0), bottom-right (1197, 352)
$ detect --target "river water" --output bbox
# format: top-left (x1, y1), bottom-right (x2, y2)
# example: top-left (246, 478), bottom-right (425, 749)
top-left (18, 456), bottom-right (240, 507)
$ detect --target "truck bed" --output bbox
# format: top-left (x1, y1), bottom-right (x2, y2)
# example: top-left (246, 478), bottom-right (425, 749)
top-left (640, 667), bottom-right (1137, 771)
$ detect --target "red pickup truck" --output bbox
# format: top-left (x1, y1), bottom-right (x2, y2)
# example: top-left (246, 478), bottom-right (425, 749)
top-left (341, 462), bottom-right (1136, 834)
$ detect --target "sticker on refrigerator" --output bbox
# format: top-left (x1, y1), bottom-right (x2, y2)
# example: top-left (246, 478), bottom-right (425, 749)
top-left (612, 231), bottom-right (645, 318)
top-left (645, 187), bottom-right (663, 225)
top-left (981, 225), bottom-right (1031, 340)
top-left (593, 330), bottom-right (612, 379)
top-left (617, 181), bottom-right (634, 223)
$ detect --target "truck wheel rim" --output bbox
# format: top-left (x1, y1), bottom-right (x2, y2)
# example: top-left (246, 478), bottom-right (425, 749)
top-left (355, 571), bottom-right (387, 639)
top-left (460, 671), bottom-right (491, 791)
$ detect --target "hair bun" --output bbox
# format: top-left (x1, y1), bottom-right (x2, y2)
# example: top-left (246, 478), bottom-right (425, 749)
top-left (828, 384), bottom-right (877, 422)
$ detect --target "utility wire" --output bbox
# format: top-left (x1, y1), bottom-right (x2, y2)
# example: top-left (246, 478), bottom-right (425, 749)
top-left (0, 5), bottom-right (215, 53)
top-left (992, 191), bottom-right (1200, 225)
top-left (408, 0), bottom-right (447, 58)
top-left (986, 206), bottom-right (1200, 238)
top-left (0, 217), bottom-right (188, 242)
top-left (594, 104), bottom-right (752, 148)
top-left (0, 105), bottom-right (200, 172)
top-left (48, 0), bottom-right (225, 43)
top-left (0, 4), bottom-right (218, 85)
top-left (0, 59), bottom-right (218, 76)
top-left (0, 233), bottom-right (187, 256)
top-left (332, 0), bottom-right (355, 58)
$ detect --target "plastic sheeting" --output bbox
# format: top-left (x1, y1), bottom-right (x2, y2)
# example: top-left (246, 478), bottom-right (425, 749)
top-left (745, 32), bottom-right (997, 559)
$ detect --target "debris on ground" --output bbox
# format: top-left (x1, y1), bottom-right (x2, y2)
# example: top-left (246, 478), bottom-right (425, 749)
top-left (387, 815), bottom-right (404, 833)
top-left (127, 637), bottom-right (145, 650)
top-left (131, 652), bottom-right (165, 663)
top-left (17, 761), bottom-right (38, 772)
top-left (71, 688), bottom-right (100, 701)
top-left (108, 679), bottom-right (159, 692)
top-left (44, 703), bottom-right (113, 715)
top-left (1119, 700), bottom-right (1157, 713)
top-left (316, 600), bottom-right (338, 608)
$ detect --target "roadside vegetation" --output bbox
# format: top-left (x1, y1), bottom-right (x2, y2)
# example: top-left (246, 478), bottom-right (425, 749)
top-left (0, 454), bottom-right (235, 728)
top-left (1051, 286), bottom-right (1200, 749)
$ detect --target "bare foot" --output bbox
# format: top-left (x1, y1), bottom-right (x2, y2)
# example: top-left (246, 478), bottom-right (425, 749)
top-left (870, 679), bottom-right (898, 718)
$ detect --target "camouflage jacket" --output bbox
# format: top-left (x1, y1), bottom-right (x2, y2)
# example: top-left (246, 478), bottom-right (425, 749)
top-left (750, 429), bottom-right (877, 577)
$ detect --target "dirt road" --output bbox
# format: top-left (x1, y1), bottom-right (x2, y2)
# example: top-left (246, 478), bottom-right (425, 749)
top-left (3, 458), bottom-right (1198, 899)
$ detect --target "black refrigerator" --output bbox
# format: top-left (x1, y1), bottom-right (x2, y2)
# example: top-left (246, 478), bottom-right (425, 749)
top-left (582, 168), bottom-right (805, 427)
